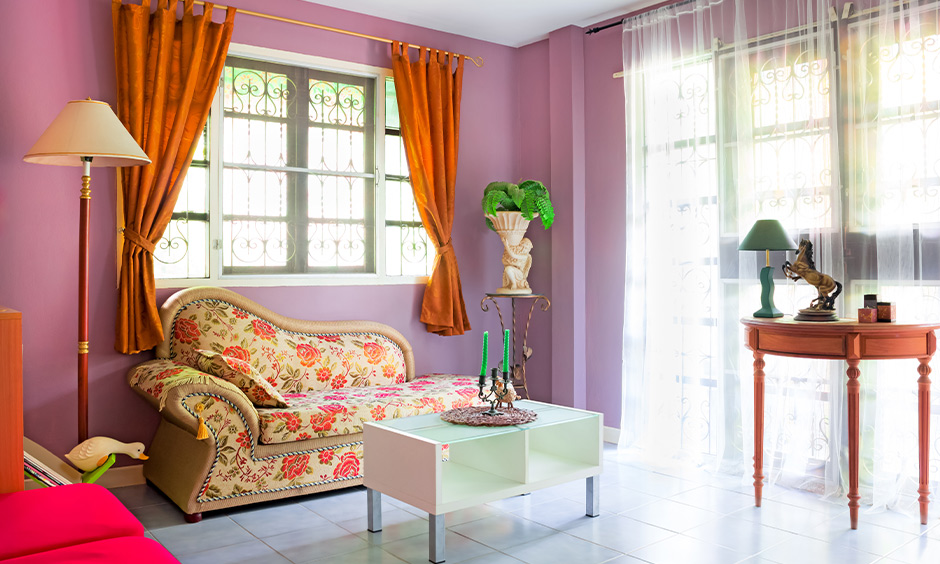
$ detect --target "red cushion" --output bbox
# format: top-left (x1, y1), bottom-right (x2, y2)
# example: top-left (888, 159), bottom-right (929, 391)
top-left (1, 537), bottom-right (178, 563)
top-left (0, 483), bottom-right (144, 560)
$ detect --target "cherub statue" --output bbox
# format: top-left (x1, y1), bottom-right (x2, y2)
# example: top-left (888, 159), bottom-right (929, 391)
top-left (501, 237), bottom-right (533, 293)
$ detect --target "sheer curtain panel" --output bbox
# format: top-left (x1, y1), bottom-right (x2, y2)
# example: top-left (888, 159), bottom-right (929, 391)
top-left (621, 0), bottom-right (940, 514)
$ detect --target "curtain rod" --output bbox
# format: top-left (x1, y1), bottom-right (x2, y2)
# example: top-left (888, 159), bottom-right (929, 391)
top-left (192, 0), bottom-right (484, 67)
top-left (585, 0), bottom-right (703, 35)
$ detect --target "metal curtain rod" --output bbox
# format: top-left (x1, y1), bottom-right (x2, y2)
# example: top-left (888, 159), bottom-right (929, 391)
top-left (192, 0), bottom-right (484, 67)
top-left (585, 0), bottom-right (702, 35)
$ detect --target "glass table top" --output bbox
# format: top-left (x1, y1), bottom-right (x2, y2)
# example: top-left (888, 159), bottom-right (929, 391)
top-left (365, 400), bottom-right (599, 445)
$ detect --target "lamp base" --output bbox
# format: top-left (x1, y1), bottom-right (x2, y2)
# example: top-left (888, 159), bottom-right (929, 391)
top-left (753, 265), bottom-right (784, 318)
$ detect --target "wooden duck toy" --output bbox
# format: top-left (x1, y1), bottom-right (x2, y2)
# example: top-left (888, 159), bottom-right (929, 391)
top-left (65, 436), bottom-right (149, 472)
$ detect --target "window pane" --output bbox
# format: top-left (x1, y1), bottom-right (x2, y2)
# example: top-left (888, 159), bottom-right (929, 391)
top-left (224, 117), bottom-right (288, 167)
top-left (155, 126), bottom-right (209, 280)
top-left (385, 224), bottom-right (433, 276)
top-left (309, 80), bottom-right (366, 127)
top-left (154, 218), bottom-right (208, 279)
top-left (224, 220), bottom-right (291, 268)
top-left (385, 77), bottom-right (400, 129)
top-left (308, 127), bottom-right (365, 173)
top-left (224, 67), bottom-right (294, 118)
top-left (308, 221), bottom-right (366, 268)
top-left (222, 168), bottom-right (289, 217)
top-left (384, 134), bottom-right (409, 177)
top-left (308, 175), bottom-right (365, 220)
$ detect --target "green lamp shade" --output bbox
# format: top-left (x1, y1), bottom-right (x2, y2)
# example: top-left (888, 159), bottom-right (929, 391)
top-left (739, 219), bottom-right (797, 318)
top-left (738, 219), bottom-right (797, 251)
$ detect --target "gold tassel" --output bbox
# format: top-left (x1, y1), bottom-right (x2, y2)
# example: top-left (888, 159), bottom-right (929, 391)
top-left (194, 404), bottom-right (210, 440)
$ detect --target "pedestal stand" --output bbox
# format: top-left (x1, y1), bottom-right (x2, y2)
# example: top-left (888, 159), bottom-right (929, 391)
top-left (480, 293), bottom-right (551, 399)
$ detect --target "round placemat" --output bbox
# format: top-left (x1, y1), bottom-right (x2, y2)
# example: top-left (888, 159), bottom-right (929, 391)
top-left (440, 406), bottom-right (538, 426)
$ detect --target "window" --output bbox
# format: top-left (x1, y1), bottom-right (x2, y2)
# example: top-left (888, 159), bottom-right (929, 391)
top-left (153, 46), bottom-right (432, 285)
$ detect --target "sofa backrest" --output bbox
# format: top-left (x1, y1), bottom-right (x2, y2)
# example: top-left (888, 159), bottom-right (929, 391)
top-left (155, 287), bottom-right (414, 393)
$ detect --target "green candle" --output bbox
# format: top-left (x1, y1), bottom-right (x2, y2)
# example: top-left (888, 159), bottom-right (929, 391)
top-left (480, 331), bottom-right (488, 380)
top-left (502, 329), bottom-right (510, 373)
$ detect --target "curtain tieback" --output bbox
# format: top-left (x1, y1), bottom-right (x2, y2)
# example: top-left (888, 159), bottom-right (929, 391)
top-left (437, 240), bottom-right (454, 256)
top-left (124, 228), bottom-right (156, 254)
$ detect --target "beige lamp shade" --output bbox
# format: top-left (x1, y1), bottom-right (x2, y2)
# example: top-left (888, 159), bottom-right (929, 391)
top-left (23, 99), bottom-right (150, 167)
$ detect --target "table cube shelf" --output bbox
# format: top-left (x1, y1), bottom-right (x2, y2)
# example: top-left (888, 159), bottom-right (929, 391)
top-left (364, 400), bottom-right (602, 563)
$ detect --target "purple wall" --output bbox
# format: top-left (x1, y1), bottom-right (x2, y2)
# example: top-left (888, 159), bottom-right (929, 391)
top-left (0, 0), bottom-right (641, 463)
top-left (581, 19), bottom-right (628, 434)
top-left (0, 0), bottom-right (537, 460)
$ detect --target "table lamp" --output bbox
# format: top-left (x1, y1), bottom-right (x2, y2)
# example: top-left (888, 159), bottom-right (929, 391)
top-left (23, 99), bottom-right (150, 443)
top-left (738, 219), bottom-right (797, 318)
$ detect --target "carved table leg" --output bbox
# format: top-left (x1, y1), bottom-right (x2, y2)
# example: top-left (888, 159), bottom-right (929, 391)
top-left (753, 351), bottom-right (765, 507)
top-left (918, 357), bottom-right (932, 525)
top-left (847, 359), bottom-right (861, 530)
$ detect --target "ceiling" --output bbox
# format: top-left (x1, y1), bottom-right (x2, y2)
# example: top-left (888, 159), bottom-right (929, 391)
top-left (303, 0), bottom-right (656, 48)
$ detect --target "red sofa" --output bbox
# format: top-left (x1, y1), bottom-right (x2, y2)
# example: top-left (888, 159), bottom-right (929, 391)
top-left (0, 483), bottom-right (178, 563)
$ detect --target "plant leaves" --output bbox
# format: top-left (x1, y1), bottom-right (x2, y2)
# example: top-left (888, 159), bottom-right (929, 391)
top-left (507, 184), bottom-right (525, 208)
top-left (484, 181), bottom-right (515, 195)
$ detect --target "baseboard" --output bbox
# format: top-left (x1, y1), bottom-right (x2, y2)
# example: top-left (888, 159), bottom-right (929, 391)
top-left (603, 426), bottom-right (620, 444)
top-left (23, 463), bottom-right (145, 491)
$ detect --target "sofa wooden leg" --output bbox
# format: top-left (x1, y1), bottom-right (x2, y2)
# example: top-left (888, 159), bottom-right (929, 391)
top-left (184, 512), bottom-right (202, 523)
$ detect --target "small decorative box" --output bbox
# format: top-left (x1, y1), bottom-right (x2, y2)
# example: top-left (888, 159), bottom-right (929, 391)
top-left (864, 294), bottom-right (878, 309)
top-left (858, 308), bottom-right (878, 323)
top-left (877, 302), bottom-right (896, 322)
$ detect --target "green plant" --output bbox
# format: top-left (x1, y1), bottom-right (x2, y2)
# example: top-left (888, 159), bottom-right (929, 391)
top-left (481, 180), bottom-right (555, 230)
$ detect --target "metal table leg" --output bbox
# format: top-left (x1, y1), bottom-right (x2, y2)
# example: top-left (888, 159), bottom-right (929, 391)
top-left (367, 488), bottom-right (382, 532)
top-left (586, 475), bottom-right (600, 517)
top-left (429, 513), bottom-right (445, 563)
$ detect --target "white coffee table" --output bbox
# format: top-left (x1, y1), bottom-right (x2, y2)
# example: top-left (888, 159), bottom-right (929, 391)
top-left (364, 400), bottom-right (603, 563)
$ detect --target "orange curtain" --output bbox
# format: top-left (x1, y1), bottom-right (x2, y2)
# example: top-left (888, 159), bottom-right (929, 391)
top-left (391, 42), bottom-right (470, 336)
top-left (112, 0), bottom-right (234, 354)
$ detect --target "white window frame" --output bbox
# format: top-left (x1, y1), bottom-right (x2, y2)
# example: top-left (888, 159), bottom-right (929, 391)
top-left (154, 43), bottom-right (429, 288)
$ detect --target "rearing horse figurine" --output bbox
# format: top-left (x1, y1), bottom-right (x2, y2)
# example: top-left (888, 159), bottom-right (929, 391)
top-left (782, 239), bottom-right (843, 311)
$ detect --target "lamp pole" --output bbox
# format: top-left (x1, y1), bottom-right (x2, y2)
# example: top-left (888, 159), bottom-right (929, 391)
top-left (78, 157), bottom-right (92, 443)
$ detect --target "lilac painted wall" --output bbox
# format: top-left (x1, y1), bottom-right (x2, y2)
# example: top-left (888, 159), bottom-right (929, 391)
top-left (513, 40), bottom-right (554, 405)
top-left (582, 19), bottom-right (628, 434)
top-left (0, 0), bottom-right (531, 460)
top-left (548, 26), bottom-right (587, 409)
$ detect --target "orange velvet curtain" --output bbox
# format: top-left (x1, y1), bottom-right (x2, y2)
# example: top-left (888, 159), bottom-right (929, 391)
top-left (112, 0), bottom-right (234, 354)
top-left (391, 42), bottom-right (470, 336)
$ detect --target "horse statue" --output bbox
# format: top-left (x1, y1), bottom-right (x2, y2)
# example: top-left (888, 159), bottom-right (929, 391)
top-left (782, 239), bottom-right (842, 311)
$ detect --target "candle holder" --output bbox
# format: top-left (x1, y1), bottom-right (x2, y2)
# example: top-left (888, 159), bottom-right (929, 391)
top-left (440, 329), bottom-right (536, 427)
top-left (479, 366), bottom-right (512, 416)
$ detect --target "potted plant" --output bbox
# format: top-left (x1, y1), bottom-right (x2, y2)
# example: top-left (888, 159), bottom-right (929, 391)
top-left (481, 180), bottom-right (554, 294)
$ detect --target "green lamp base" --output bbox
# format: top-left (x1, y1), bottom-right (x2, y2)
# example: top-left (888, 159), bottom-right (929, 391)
top-left (753, 265), bottom-right (784, 318)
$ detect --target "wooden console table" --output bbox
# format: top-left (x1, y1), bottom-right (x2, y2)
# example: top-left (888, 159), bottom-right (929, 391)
top-left (742, 316), bottom-right (940, 529)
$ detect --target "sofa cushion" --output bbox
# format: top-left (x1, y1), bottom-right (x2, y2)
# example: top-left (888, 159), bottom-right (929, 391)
top-left (257, 374), bottom-right (481, 443)
top-left (194, 349), bottom-right (288, 408)
top-left (0, 483), bottom-right (144, 560)
top-left (2, 537), bottom-right (179, 564)
top-left (168, 299), bottom-right (407, 392)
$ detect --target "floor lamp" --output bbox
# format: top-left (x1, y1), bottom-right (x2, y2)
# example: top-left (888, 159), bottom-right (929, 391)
top-left (23, 99), bottom-right (150, 444)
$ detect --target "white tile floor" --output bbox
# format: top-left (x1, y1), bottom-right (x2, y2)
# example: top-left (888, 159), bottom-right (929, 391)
top-left (110, 445), bottom-right (940, 563)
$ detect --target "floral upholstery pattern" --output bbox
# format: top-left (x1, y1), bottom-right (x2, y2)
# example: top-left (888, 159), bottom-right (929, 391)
top-left (183, 393), bottom-right (365, 503)
top-left (129, 363), bottom-right (481, 503)
top-left (129, 288), bottom-right (489, 515)
top-left (167, 299), bottom-right (408, 393)
top-left (129, 360), bottom-right (229, 408)
top-left (194, 349), bottom-right (289, 408)
top-left (259, 375), bottom-right (480, 443)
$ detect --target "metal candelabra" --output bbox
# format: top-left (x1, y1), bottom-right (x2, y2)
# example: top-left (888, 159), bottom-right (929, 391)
top-left (478, 366), bottom-right (511, 416)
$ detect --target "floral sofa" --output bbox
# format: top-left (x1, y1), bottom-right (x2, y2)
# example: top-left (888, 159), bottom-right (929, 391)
top-left (128, 287), bottom-right (479, 521)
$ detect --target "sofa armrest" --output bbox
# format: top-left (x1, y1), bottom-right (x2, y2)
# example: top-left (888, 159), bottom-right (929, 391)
top-left (128, 359), bottom-right (260, 440)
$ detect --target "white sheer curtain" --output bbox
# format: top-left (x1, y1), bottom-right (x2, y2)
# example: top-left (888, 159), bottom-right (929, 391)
top-left (622, 0), bottom-right (940, 515)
